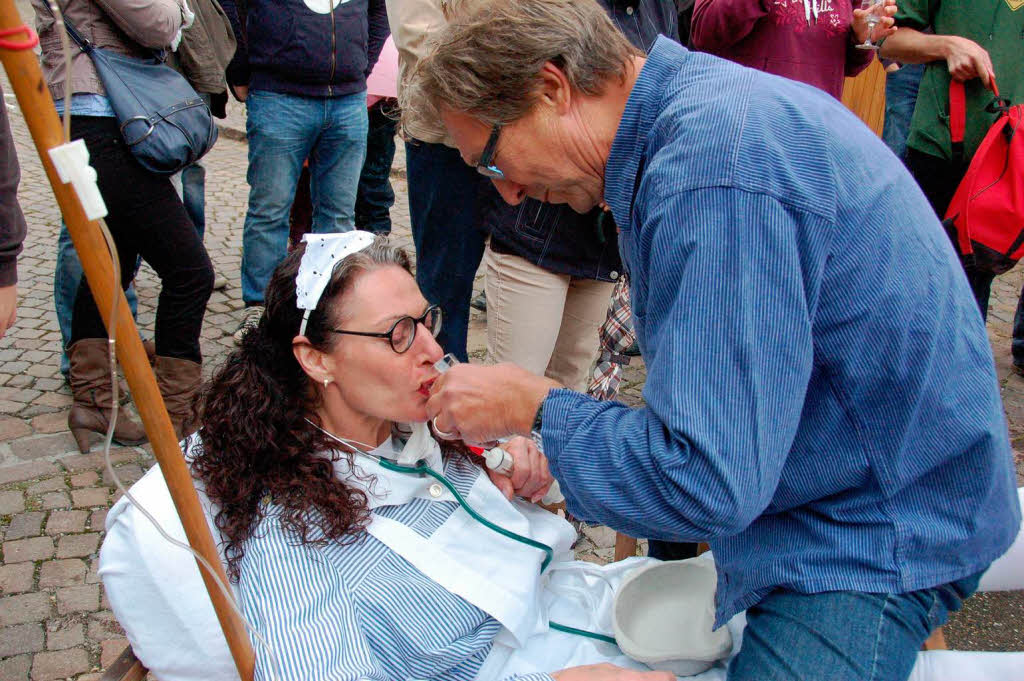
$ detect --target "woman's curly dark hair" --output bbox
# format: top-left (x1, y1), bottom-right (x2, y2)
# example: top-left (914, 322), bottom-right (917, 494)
top-left (188, 236), bottom-right (412, 580)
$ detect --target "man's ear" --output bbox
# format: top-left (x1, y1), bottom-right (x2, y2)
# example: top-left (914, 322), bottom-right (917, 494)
top-left (293, 336), bottom-right (335, 385)
top-left (537, 61), bottom-right (572, 115)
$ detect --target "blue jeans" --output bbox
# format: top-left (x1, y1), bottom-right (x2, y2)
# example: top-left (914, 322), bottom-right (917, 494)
top-left (240, 89), bottom-right (367, 305)
top-left (728, 574), bottom-right (981, 680)
top-left (355, 99), bottom-right (398, 235)
top-left (405, 140), bottom-right (491, 362)
top-left (882, 64), bottom-right (925, 162)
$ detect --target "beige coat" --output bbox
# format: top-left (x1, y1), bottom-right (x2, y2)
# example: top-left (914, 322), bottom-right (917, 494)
top-left (384, 0), bottom-right (451, 145)
top-left (31, 0), bottom-right (188, 101)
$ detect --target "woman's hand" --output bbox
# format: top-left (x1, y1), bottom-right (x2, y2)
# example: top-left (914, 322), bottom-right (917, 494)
top-left (851, 0), bottom-right (897, 46)
top-left (552, 663), bottom-right (675, 681)
top-left (490, 436), bottom-right (553, 503)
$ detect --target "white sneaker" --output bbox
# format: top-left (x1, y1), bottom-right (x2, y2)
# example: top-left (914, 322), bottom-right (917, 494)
top-left (212, 272), bottom-right (229, 290)
top-left (232, 306), bottom-right (264, 345)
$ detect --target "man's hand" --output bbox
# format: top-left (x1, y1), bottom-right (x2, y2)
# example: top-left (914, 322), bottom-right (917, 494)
top-left (552, 663), bottom-right (675, 681)
top-left (490, 435), bottom-right (553, 502)
top-left (426, 362), bottom-right (560, 444)
top-left (851, 0), bottom-right (897, 46)
top-left (0, 285), bottom-right (16, 339)
top-left (230, 85), bottom-right (249, 102)
top-left (942, 35), bottom-right (994, 88)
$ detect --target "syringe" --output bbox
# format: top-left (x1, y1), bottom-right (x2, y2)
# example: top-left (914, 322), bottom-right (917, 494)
top-left (432, 353), bottom-right (563, 504)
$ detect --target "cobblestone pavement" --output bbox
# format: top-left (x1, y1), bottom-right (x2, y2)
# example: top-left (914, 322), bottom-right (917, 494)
top-left (1, 36), bottom-right (1023, 681)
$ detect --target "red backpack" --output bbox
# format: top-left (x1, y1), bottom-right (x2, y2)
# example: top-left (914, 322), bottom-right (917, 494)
top-left (943, 77), bottom-right (1024, 274)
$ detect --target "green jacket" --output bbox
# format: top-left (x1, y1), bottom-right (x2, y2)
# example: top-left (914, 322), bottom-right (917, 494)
top-left (895, 0), bottom-right (1023, 162)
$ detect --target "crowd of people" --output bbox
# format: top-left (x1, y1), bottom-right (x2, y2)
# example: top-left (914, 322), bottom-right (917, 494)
top-left (0, 0), bottom-right (1022, 680)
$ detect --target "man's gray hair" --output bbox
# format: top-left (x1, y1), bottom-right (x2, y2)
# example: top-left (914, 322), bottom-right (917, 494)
top-left (407, 0), bottom-right (642, 128)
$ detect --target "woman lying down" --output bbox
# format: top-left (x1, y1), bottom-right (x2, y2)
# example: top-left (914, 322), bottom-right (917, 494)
top-left (99, 234), bottom-right (1023, 681)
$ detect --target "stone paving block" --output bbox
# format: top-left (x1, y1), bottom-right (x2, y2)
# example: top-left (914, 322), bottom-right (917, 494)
top-left (0, 563), bottom-right (35, 595)
top-left (62, 450), bottom-right (134, 473)
top-left (69, 472), bottom-right (98, 488)
top-left (0, 490), bottom-right (24, 515)
top-left (85, 559), bottom-right (99, 585)
top-left (29, 647), bottom-right (90, 680)
top-left (43, 510), bottom-right (87, 536)
top-left (0, 623), bottom-right (44, 657)
top-left (45, 620), bottom-right (85, 650)
top-left (28, 392), bottom-right (71, 409)
top-left (4, 513), bottom-right (45, 541)
top-left (55, 584), bottom-right (99, 615)
top-left (9, 434), bottom-right (78, 461)
top-left (0, 592), bottom-right (51, 626)
top-left (38, 493), bottom-right (69, 511)
top-left (2, 536), bottom-right (54, 563)
top-left (86, 610), bottom-right (120, 642)
top-left (27, 413), bottom-right (67, 435)
top-left (102, 463), bottom-right (142, 488)
top-left (101, 638), bottom-right (130, 669)
top-left (71, 488), bottom-right (109, 509)
top-left (55, 533), bottom-right (100, 559)
top-left (0, 416), bottom-right (31, 442)
top-left (25, 478), bottom-right (67, 496)
top-left (38, 559), bottom-right (87, 588)
top-left (88, 509), bottom-right (107, 532)
top-left (0, 654), bottom-right (31, 681)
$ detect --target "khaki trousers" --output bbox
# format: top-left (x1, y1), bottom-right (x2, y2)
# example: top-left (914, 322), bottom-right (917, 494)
top-left (484, 248), bottom-right (615, 391)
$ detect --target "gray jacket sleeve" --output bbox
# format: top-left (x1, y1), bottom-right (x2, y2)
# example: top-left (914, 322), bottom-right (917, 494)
top-left (0, 87), bottom-right (26, 288)
top-left (93, 0), bottom-right (186, 49)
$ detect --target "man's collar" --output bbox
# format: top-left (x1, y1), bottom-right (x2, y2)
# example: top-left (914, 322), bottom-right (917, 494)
top-left (604, 36), bottom-right (689, 230)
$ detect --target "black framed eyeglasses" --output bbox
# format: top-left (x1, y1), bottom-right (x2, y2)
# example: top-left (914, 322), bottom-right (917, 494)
top-left (476, 124), bottom-right (504, 180)
top-left (329, 305), bottom-right (442, 354)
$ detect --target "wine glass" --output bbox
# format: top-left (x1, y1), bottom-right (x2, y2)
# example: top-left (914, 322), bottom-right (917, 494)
top-left (855, 0), bottom-right (882, 51)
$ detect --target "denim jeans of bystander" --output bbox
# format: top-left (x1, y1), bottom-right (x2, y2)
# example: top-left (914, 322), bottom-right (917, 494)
top-left (355, 99), bottom-right (398, 235)
top-left (882, 63), bottom-right (925, 162)
top-left (405, 139), bottom-right (491, 362)
top-left (240, 89), bottom-right (367, 306)
top-left (728, 573), bottom-right (981, 681)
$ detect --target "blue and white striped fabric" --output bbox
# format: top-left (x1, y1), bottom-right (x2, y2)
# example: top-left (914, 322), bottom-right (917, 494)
top-left (543, 38), bottom-right (1021, 627)
top-left (238, 454), bottom-right (555, 681)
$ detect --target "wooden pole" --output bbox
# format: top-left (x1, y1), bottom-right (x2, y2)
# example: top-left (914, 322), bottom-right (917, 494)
top-left (0, 4), bottom-right (255, 679)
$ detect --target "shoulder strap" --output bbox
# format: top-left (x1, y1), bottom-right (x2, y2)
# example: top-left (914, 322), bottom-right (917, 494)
top-left (949, 79), bottom-right (966, 165)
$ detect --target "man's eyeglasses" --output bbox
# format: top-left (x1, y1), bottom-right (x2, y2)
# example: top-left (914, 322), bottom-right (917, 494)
top-left (329, 305), bottom-right (442, 354)
top-left (476, 124), bottom-right (504, 180)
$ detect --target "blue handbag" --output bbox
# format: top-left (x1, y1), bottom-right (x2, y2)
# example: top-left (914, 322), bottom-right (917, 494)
top-left (62, 17), bottom-right (217, 175)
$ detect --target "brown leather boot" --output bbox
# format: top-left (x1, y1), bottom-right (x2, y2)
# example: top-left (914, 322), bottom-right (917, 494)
top-left (68, 339), bottom-right (149, 454)
top-left (154, 356), bottom-right (202, 440)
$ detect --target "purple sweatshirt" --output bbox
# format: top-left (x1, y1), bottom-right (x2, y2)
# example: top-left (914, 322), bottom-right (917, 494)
top-left (691, 0), bottom-right (874, 99)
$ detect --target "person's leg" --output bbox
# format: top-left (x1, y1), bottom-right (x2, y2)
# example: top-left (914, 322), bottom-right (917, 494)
top-left (728, 575), bottom-right (981, 681)
top-left (546, 276), bottom-right (616, 391)
top-left (405, 139), bottom-right (490, 361)
top-left (882, 64), bottom-right (925, 163)
top-left (240, 91), bottom-right (318, 307)
top-left (180, 161), bottom-right (205, 242)
top-left (309, 91), bottom-right (367, 235)
top-left (484, 247), bottom-right (569, 376)
top-left (56, 222), bottom-right (141, 377)
top-left (904, 149), bottom-right (991, 314)
top-left (68, 118), bottom-right (213, 362)
top-left (355, 98), bottom-right (398, 235)
top-left (1012, 286), bottom-right (1024, 369)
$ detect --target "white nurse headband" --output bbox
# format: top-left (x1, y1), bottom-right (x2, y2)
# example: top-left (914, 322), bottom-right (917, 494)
top-left (295, 232), bottom-right (375, 336)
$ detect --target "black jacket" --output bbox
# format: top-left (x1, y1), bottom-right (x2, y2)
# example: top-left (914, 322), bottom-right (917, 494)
top-left (221, 0), bottom-right (389, 98)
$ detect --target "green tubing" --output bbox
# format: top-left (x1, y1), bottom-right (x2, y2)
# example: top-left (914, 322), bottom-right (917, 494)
top-left (549, 621), bottom-right (619, 646)
top-left (375, 458), bottom-right (619, 647)
top-left (376, 458), bottom-right (555, 571)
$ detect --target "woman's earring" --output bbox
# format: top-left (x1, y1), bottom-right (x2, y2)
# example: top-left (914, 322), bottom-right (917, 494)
top-left (323, 377), bottom-right (331, 389)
